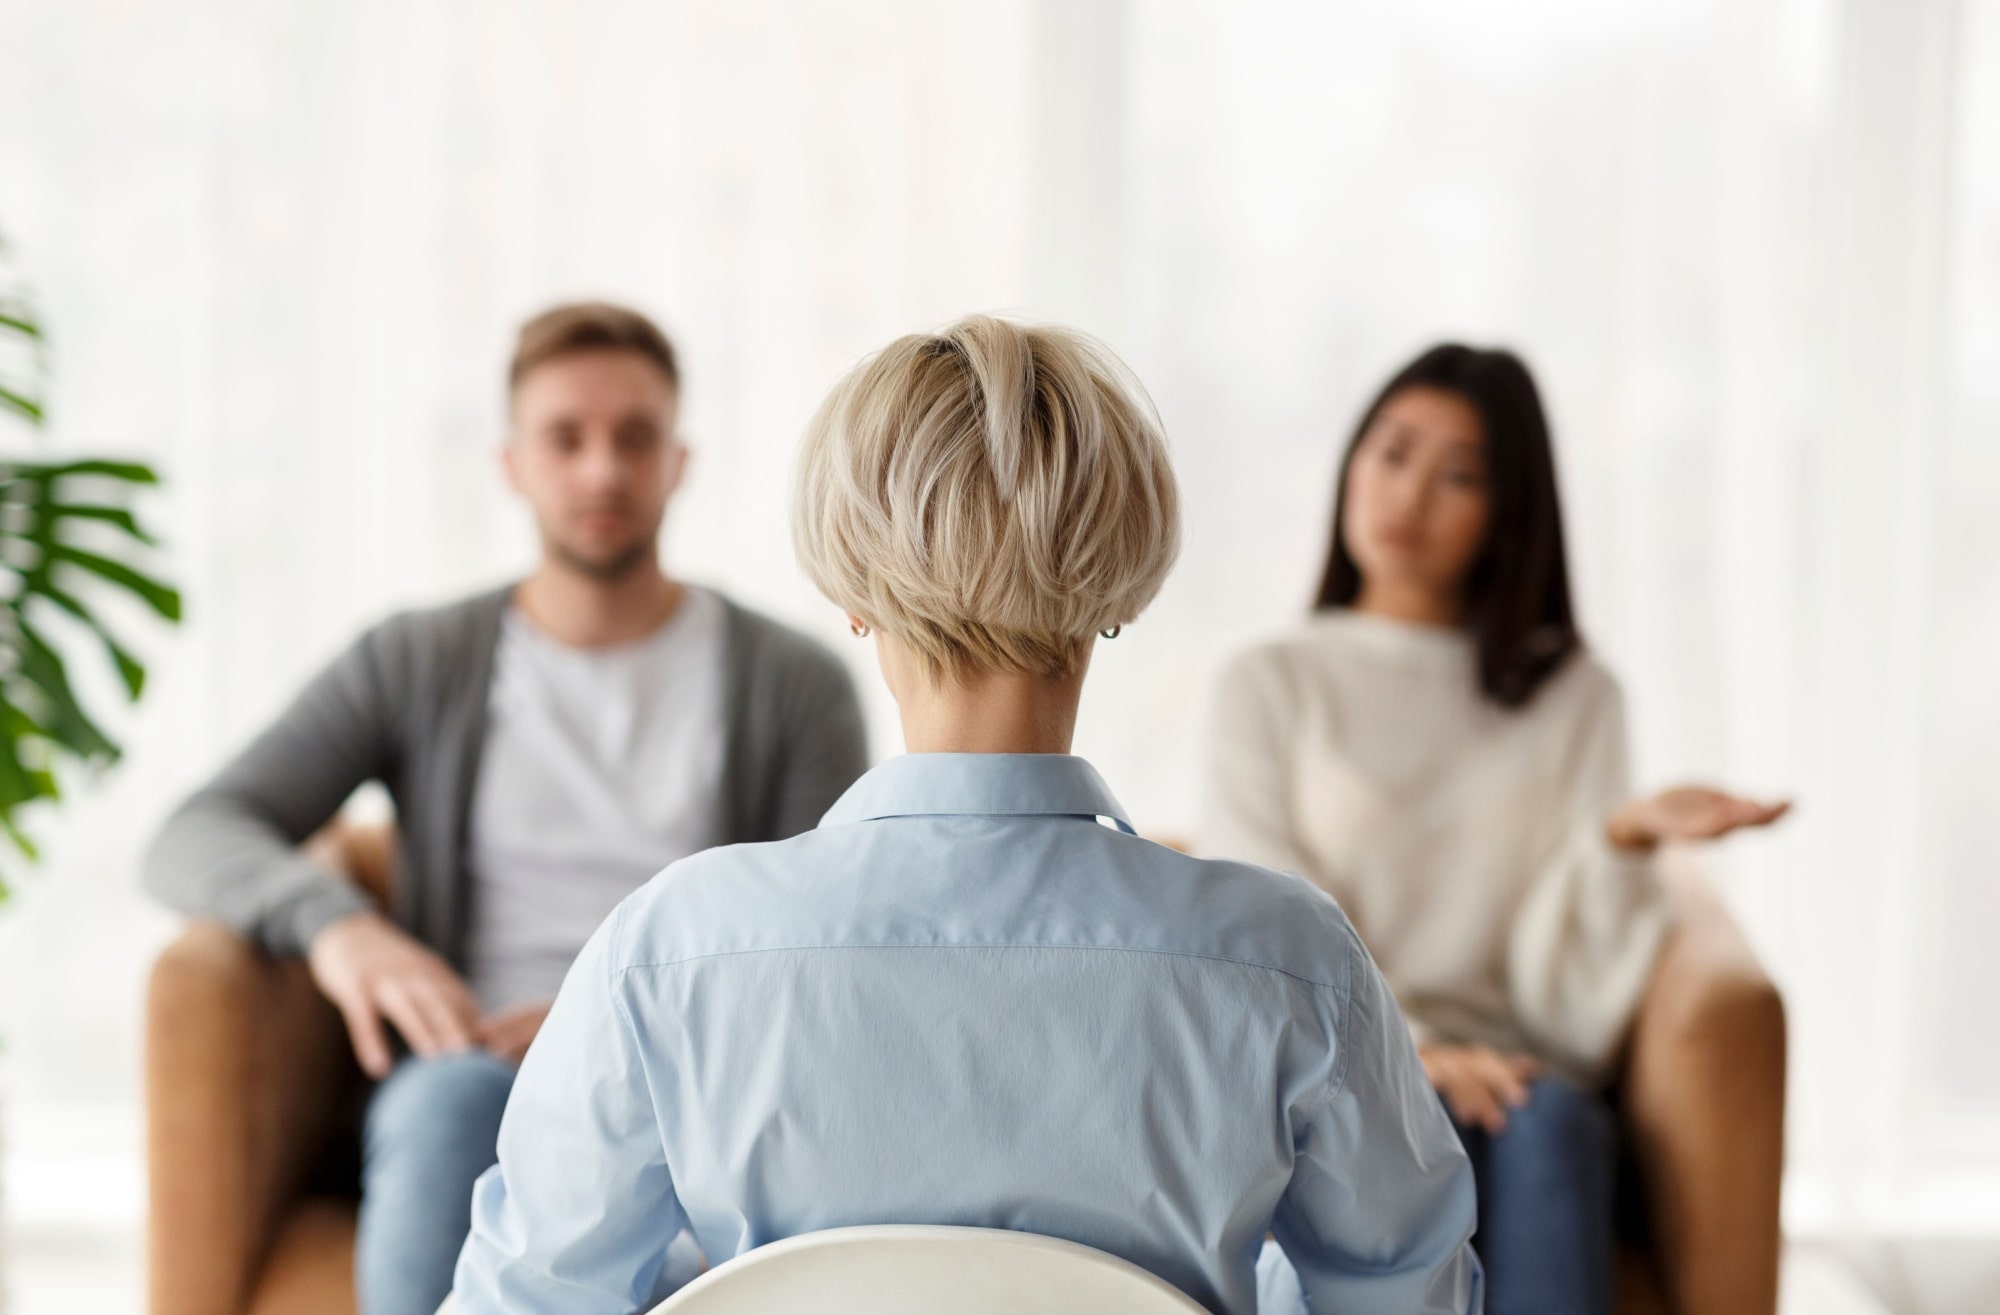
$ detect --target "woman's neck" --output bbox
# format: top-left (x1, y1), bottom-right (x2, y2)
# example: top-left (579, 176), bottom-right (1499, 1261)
top-left (1351, 579), bottom-right (1461, 628)
top-left (897, 665), bottom-right (1087, 755)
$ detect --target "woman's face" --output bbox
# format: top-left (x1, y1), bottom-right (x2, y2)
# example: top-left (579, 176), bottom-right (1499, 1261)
top-left (1339, 385), bottom-right (1491, 608)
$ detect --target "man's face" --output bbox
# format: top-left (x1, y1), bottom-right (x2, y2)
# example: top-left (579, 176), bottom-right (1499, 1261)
top-left (503, 349), bottom-right (686, 581)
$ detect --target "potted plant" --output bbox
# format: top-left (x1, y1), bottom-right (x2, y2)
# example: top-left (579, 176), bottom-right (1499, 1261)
top-left (0, 234), bottom-right (181, 1309)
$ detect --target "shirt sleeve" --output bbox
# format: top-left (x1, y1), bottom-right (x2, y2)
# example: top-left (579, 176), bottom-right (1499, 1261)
top-left (1200, 647), bottom-right (1322, 876)
top-left (1271, 925), bottom-right (1483, 1314)
top-left (453, 902), bottom-right (699, 1315)
top-left (1506, 665), bottom-right (1675, 1083)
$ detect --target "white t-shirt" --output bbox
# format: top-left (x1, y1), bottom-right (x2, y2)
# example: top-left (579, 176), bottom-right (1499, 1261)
top-left (1201, 609), bottom-right (1674, 1085)
top-left (465, 586), bottom-right (728, 1014)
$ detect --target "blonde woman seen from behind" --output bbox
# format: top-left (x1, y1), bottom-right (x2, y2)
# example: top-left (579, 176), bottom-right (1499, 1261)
top-left (452, 317), bottom-right (1482, 1315)
top-left (1203, 344), bottom-right (1788, 1315)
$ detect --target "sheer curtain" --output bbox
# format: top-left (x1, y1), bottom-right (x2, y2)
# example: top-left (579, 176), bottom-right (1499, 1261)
top-left (0, 0), bottom-right (1994, 1249)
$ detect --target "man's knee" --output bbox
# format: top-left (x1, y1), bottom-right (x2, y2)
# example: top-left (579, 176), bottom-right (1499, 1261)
top-left (365, 1051), bottom-right (516, 1166)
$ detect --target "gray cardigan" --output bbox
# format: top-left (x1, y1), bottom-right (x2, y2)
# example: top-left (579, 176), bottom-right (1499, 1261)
top-left (142, 584), bottom-right (870, 965)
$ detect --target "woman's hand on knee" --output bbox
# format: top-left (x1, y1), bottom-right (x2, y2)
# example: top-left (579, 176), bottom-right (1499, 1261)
top-left (1419, 1044), bottom-right (1540, 1133)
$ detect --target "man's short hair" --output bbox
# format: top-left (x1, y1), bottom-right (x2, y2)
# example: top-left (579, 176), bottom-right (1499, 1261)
top-left (509, 301), bottom-right (680, 392)
top-left (792, 313), bottom-right (1181, 679)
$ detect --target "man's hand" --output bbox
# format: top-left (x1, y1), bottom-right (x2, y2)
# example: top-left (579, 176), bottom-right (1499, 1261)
top-left (478, 1001), bottom-right (554, 1067)
top-left (1606, 785), bottom-right (1791, 853)
top-left (1419, 1044), bottom-right (1541, 1134)
top-left (307, 912), bottom-right (480, 1078)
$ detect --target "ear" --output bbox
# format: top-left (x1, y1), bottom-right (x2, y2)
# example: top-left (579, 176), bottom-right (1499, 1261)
top-left (499, 436), bottom-right (525, 495)
top-left (662, 440), bottom-right (691, 498)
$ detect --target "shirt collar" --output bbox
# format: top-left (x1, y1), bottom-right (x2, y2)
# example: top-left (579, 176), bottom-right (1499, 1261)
top-left (820, 754), bottom-right (1134, 833)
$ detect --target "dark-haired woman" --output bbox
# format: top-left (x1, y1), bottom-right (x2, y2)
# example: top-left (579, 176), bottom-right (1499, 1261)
top-left (1204, 345), bottom-right (1787, 1315)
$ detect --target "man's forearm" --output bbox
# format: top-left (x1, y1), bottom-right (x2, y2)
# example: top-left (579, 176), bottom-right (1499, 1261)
top-left (144, 795), bottom-right (377, 955)
top-left (142, 626), bottom-right (401, 955)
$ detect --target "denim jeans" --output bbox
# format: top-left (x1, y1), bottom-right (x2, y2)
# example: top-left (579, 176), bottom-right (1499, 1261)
top-left (1452, 1075), bottom-right (1617, 1315)
top-left (1255, 1076), bottom-right (1613, 1315)
top-left (357, 1051), bottom-right (517, 1315)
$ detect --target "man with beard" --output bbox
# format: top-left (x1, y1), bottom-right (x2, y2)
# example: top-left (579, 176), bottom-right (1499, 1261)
top-left (144, 302), bottom-right (869, 1315)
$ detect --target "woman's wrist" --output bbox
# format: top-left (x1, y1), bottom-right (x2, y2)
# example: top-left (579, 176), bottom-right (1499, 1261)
top-left (1604, 805), bottom-right (1658, 853)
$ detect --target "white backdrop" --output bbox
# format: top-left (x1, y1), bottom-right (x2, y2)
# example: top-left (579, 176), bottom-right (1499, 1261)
top-left (0, 0), bottom-right (1995, 1253)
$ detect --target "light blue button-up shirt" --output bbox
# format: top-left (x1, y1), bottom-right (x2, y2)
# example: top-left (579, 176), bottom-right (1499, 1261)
top-left (454, 754), bottom-right (1480, 1314)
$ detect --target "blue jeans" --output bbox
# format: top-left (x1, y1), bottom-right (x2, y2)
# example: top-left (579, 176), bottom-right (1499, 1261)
top-left (1452, 1076), bottom-right (1616, 1315)
top-left (357, 1051), bottom-right (517, 1315)
top-left (1253, 1077), bottom-right (1613, 1315)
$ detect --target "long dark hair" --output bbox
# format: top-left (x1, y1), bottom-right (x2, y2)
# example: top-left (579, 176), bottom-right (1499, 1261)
top-left (1314, 343), bottom-right (1580, 708)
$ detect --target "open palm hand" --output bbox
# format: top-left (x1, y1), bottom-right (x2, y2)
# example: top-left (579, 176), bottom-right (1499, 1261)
top-left (1608, 786), bottom-right (1791, 852)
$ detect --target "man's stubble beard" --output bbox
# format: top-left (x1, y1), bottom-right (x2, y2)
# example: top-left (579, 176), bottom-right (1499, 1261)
top-left (545, 531), bottom-right (660, 584)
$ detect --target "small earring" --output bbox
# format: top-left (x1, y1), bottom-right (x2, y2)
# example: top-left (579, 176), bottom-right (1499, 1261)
top-left (1100, 625), bottom-right (1121, 640)
top-left (850, 621), bottom-right (872, 638)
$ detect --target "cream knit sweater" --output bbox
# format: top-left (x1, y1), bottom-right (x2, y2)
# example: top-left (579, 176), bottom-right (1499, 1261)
top-left (1201, 610), bottom-right (1673, 1085)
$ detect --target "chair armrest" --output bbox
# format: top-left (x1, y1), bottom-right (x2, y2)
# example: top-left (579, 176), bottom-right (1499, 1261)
top-left (146, 921), bottom-right (358, 1315)
top-left (1621, 854), bottom-right (1786, 1315)
top-left (302, 820), bottom-right (396, 911)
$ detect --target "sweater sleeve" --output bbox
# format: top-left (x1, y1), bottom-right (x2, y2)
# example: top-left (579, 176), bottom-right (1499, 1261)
top-left (1505, 664), bottom-right (1674, 1084)
top-left (141, 621), bottom-right (404, 956)
top-left (1199, 646), bottom-right (1323, 878)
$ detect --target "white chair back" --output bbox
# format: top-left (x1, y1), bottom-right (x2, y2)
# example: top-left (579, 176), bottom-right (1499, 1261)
top-left (649, 1225), bottom-right (1210, 1315)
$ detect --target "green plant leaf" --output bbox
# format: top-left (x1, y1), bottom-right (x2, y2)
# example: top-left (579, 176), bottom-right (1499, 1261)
top-left (0, 750), bottom-right (46, 810)
top-left (0, 697), bottom-right (54, 741)
top-left (6, 621), bottom-right (120, 763)
top-left (0, 243), bottom-right (184, 896)
top-left (1, 811), bottom-right (38, 864)
top-left (0, 689), bottom-right (66, 887)
top-left (0, 738), bottom-right (58, 810)
top-left (48, 544), bottom-right (182, 620)
top-left (47, 502), bottom-right (160, 546)
top-left (18, 459), bottom-right (159, 485)
top-left (0, 386), bottom-right (42, 425)
top-left (36, 582), bottom-right (148, 698)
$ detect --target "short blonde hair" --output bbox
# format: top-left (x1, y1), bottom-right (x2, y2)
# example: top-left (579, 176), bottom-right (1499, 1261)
top-left (792, 314), bottom-right (1180, 678)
